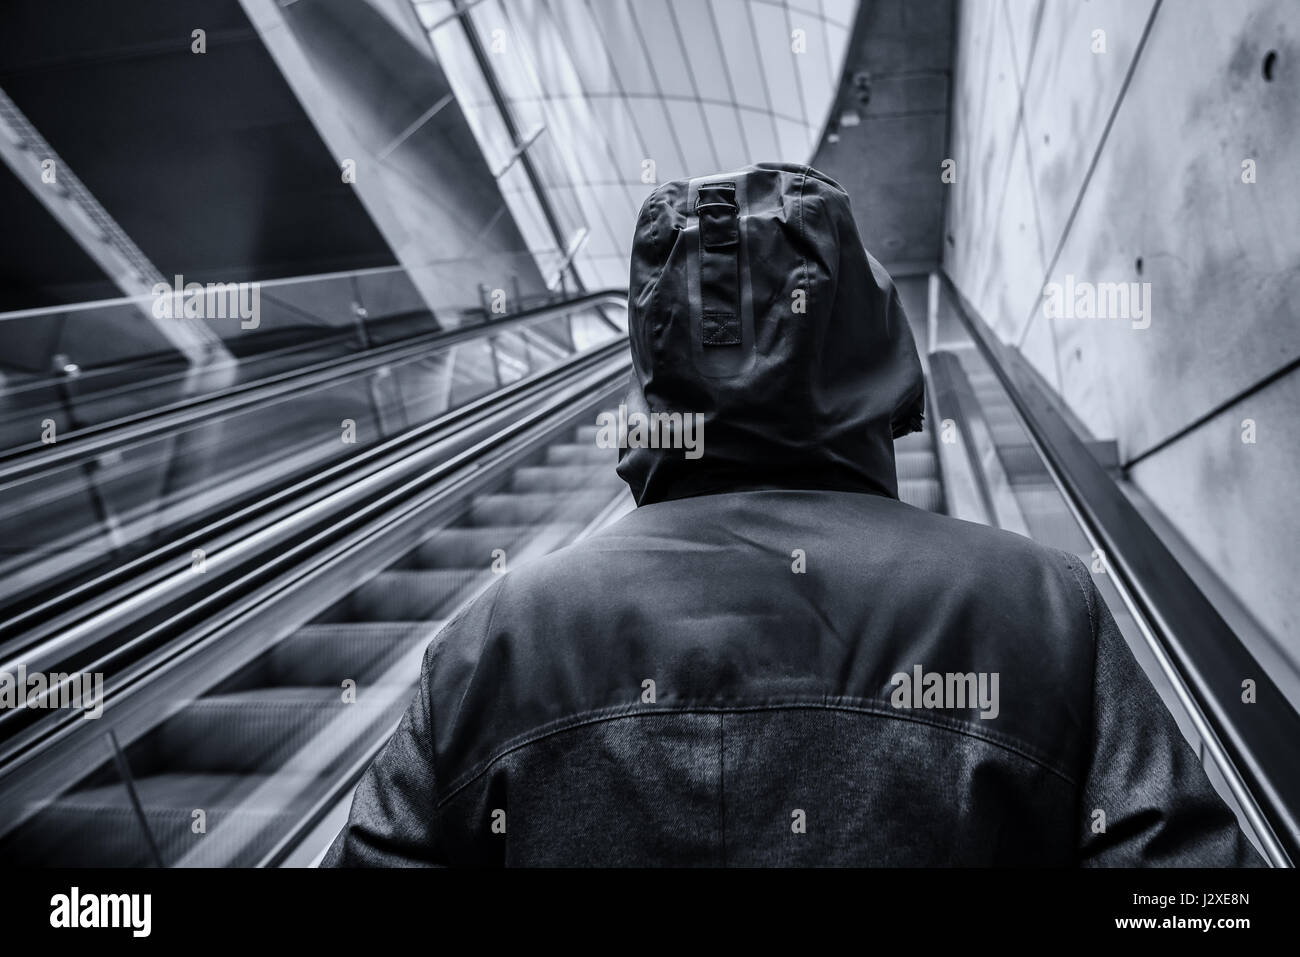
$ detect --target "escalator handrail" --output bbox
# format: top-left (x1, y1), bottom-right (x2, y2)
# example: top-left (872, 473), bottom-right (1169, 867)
top-left (939, 270), bottom-right (1300, 867)
top-left (0, 306), bottom-right (425, 414)
top-left (262, 484), bottom-right (635, 868)
top-left (0, 340), bottom-right (635, 823)
top-left (0, 329), bottom-right (633, 663)
top-left (0, 289), bottom-right (627, 488)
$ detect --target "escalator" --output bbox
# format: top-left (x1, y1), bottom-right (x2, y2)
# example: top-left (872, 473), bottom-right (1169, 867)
top-left (931, 274), bottom-right (1300, 866)
top-left (0, 283), bottom-right (1295, 868)
top-left (0, 289), bottom-right (622, 623)
top-left (0, 289), bottom-right (633, 865)
top-left (894, 428), bottom-right (944, 514)
top-left (1, 414), bottom-right (625, 867)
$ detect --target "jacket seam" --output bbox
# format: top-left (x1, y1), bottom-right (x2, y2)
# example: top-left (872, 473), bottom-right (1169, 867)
top-left (1062, 553), bottom-right (1097, 642)
top-left (445, 578), bottom-right (506, 749)
top-left (436, 699), bottom-right (1077, 805)
top-left (796, 168), bottom-right (809, 312)
top-left (1060, 551), bottom-right (1100, 819)
top-left (718, 714), bottom-right (727, 866)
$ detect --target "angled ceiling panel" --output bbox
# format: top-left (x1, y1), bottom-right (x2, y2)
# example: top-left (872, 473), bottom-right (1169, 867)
top-left (414, 0), bottom-right (858, 288)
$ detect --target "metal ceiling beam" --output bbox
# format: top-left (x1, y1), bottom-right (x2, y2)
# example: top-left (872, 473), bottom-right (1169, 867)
top-left (446, 0), bottom-right (585, 294)
top-left (0, 86), bottom-right (231, 367)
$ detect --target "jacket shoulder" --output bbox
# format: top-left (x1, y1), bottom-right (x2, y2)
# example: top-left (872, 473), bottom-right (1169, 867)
top-left (892, 503), bottom-right (1095, 622)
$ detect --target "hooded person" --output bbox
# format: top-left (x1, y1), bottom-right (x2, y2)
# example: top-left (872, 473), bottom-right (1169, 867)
top-left (324, 163), bottom-right (1261, 867)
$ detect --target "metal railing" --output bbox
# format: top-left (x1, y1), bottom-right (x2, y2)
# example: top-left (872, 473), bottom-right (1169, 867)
top-left (0, 334), bottom-right (635, 803)
top-left (0, 347), bottom-right (635, 863)
top-left (939, 271), bottom-right (1299, 867)
top-left (0, 292), bottom-right (629, 656)
top-left (0, 289), bottom-right (626, 484)
top-left (0, 291), bottom-right (626, 629)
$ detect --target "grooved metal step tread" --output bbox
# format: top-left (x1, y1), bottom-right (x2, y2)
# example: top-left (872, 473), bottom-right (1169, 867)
top-left (152, 687), bottom-right (398, 775)
top-left (265, 620), bottom-right (441, 684)
top-left (344, 568), bottom-right (490, 620)
top-left (411, 525), bottom-right (555, 568)
top-left (895, 450), bottom-right (939, 482)
top-left (511, 464), bottom-right (622, 492)
top-left (3, 772), bottom-right (313, 867)
top-left (468, 490), bottom-right (593, 525)
top-left (898, 478), bottom-right (943, 513)
top-left (545, 443), bottom-right (614, 466)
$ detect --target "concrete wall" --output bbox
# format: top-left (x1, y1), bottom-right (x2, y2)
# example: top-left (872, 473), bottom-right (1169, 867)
top-left (945, 0), bottom-right (1300, 650)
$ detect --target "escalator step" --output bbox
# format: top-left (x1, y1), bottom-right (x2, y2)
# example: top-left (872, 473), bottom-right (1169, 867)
top-left (152, 688), bottom-right (392, 775)
top-left (468, 491), bottom-right (584, 526)
top-left (1013, 484), bottom-right (1091, 547)
top-left (344, 568), bottom-right (487, 620)
top-left (994, 443), bottom-right (1052, 482)
top-left (4, 772), bottom-right (305, 868)
top-left (511, 464), bottom-right (621, 492)
top-left (264, 621), bottom-right (440, 685)
top-left (989, 423), bottom-right (1026, 446)
top-left (545, 443), bottom-right (614, 466)
top-left (899, 478), bottom-right (943, 513)
top-left (895, 450), bottom-right (938, 482)
top-left (411, 525), bottom-right (575, 568)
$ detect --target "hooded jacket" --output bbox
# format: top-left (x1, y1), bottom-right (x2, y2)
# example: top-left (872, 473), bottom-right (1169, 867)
top-left (325, 163), bottom-right (1262, 867)
top-left (616, 164), bottom-right (924, 507)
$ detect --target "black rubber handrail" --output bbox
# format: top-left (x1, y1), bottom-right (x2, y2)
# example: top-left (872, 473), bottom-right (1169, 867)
top-left (0, 346), bottom-right (634, 843)
top-left (0, 325), bottom-right (631, 656)
top-left (940, 270), bottom-right (1299, 866)
top-left (0, 305), bottom-right (423, 412)
top-left (0, 289), bottom-right (626, 633)
top-left (0, 337), bottom-right (634, 757)
top-left (0, 289), bottom-right (626, 488)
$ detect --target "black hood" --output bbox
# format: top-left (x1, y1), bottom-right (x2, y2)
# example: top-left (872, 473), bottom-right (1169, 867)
top-left (617, 162), bottom-right (926, 507)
